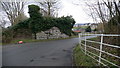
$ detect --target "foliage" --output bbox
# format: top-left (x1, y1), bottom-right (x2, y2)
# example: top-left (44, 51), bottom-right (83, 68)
top-left (103, 15), bottom-right (120, 48)
top-left (2, 28), bottom-right (13, 43)
top-left (41, 17), bottom-right (55, 31)
top-left (93, 28), bottom-right (97, 31)
top-left (55, 16), bottom-right (75, 36)
top-left (28, 5), bottom-right (44, 39)
top-left (3, 4), bottom-right (76, 41)
top-left (12, 19), bottom-right (30, 31)
top-left (2, 19), bottom-right (31, 43)
top-left (85, 26), bottom-right (91, 32)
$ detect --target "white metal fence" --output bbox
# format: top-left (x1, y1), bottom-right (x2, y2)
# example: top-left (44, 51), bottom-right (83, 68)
top-left (79, 33), bottom-right (120, 67)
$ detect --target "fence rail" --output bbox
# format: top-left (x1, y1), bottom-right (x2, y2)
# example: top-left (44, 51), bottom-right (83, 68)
top-left (79, 33), bottom-right (120, 67)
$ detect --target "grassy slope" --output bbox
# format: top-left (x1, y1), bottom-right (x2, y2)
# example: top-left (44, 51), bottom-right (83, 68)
top-left (73, 37), bottom-right (119, 67)
top-left (86, 37), bottom-right (119, 67)
top-left (73, 44), bottom-right (96, 66)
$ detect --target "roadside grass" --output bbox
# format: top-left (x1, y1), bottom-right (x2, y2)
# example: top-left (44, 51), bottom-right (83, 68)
top-left (79, 37), bottom-right (120, 67)
top-left (73, 44), bottom-right (97, 66)
top-left (3, 35), bottom-right (78, 45)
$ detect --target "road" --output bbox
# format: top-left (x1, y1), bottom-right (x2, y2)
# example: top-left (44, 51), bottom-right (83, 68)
top-left (2, 36), bottom-right (96, 66)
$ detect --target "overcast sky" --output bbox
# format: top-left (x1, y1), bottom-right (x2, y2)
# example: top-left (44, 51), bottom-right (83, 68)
top-left (58, 0), bottom-right (94, 23)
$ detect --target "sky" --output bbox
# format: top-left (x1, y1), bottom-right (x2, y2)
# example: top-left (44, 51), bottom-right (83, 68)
top-left (0, 0), bottom-right (96, 27)
top-left (58, 0), bottom-right (94, 23)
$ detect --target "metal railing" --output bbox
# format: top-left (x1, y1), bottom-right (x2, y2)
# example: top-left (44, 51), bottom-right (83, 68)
top-left (79, 33), bottom-right (120, 67)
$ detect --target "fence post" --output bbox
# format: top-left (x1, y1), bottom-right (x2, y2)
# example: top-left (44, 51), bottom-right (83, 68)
top-left (85, 34), bottom-right (87, 55)
top-left (98, 34), bottom-right (103, 65)
top-left (79, 33), bottom-right (81, 45)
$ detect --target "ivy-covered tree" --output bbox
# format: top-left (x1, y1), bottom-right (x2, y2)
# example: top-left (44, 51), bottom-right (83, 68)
top-left (55, 16), bottom-right (75, 36)
top-left (28, 5), bottom-right (44, 39)
top-left (42, 17), bottom-right (55, 31)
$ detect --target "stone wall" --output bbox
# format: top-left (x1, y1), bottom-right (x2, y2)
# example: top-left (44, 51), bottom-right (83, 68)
top-left (36, 27), bottom-right (69, 40)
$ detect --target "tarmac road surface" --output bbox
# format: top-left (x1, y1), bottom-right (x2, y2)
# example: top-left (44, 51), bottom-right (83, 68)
top-left (2, 36), bottom-right (96, 66)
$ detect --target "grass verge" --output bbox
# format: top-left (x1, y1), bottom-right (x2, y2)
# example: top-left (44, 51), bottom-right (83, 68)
top-left (80, 37), bottom-right (120, 67)
top-left (3, 35), bottom-right (78, 45)
top-left (73, 44), bottom-right (97, 66)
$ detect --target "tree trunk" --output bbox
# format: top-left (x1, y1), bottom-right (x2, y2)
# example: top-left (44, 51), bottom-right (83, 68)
top-left (34, 33), bottom-right (37, 39)
top-left (47, 2), bottom-right (51, 16)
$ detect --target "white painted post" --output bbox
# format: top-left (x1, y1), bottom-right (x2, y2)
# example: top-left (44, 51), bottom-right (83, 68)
top-left (98, 34), bottom-right (103, 65)
top-left (85, 34), bottom-right (87, 55)
top-left (79, 33), bottom-right (81, 45)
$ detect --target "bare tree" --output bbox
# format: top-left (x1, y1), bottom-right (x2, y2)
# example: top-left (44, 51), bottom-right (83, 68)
top-left (38, 0), bottom-right (61, 17)
top-left (0, 19), bottom-right (6, 28)
top-left (84, 0), bottom-right (120, 33)
top-left (14, 12), bottom-right (28, 25)
top-left (0, 1), bottom-right (25, 25)
top-left (0, 11), bottom-right (9, 28)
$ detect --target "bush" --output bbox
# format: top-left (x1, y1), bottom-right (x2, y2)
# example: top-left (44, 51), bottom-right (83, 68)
top-left (85, 26), bottom-right (91, 32)
top-left (2, 28), bottom-right (13, 43)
